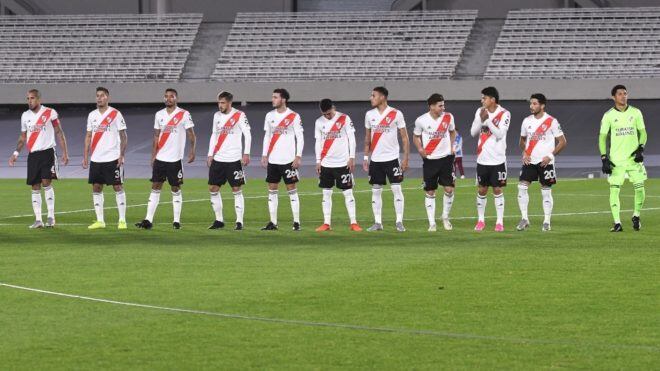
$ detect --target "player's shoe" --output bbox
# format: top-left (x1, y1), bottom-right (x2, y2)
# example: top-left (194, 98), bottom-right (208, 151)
top-left (118, 221), bottom-right (127, 230)
top-left (88, 221), bottom-right (106, 230)
top-left (135, 219), bottom-right (153, 230)
top-left (208, 220), bottom-right (225, 230)
top-left (29, 220), bottom-right (44, 229)
top-left (610, 223), bottom-right (623, 232)
top-left (428, 224), bottom-right (437, 232)
top-left (632, 216), bottom-right (641, 231)
top-left (315, 224), bottom-right (331, 232)
top-left (367, 223), bottom-right (383, 232)
top-left (349, 223), bottom-right (363, 232)
top-left (395, 222), bottom-right (406, 232)
top-left (474, 220), bottom-right (485, 231)
top-left (45, 217), bottom-right (55, 228)
top-left (494, 223), bottom-right (504, 232)
top-left (442, 218), bottom-right (453, 231)
top-left (292, 222), bottom-right (301, 231)
top-left (541, 222), bottom-right (552, 232)
top-left (460, 175), bottom-right (465, 179)
top-left (261, 221), bottom-right (278, 231)
top-left (173, 222), bottom-right (181, 230)
top-left (234, 222), bottom-right (243, 231)
top-left (516, 219), bottom-right (530, 231)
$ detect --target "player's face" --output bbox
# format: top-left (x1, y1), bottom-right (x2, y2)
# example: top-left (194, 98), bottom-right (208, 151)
top-left (164, 91), bottom-right (177, 107)
top-left (96, 91), bottom-right (109, 108)
top-left (529, 99), bottom-right (544, 115)
top-left (322, 107), bottom-right (335, 120)
top-left (481, 95), bottom-right (496, 109)
top-left (613, 89), bottom-right (628, 106)
top-left (218, 98), bottom-right (231, 113)
top-left (26, 93), bottom-right (40, 111)
top-left (370, 91), bottom-right (385, 108)
top-left (430, 101), bottom-right (445, 116)
top-left (272, 93), bottom-right (285, 109)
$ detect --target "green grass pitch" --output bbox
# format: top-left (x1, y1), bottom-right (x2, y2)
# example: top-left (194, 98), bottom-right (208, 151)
top-left (0, 177), bottom-right (658, 369)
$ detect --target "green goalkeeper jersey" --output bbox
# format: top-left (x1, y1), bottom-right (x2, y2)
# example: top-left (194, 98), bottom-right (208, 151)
top-left (599, 105), bottom-right (647, 165)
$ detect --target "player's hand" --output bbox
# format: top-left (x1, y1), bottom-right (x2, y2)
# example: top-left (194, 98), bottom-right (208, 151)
top-left (522, 153), bottom-right (531, 165)
top-left (347, 158), bottom-right (355, 173)
top-left (401, 157), bottom-right (409, 172)
top-left (315, 163), bottom-right (321, 175)
top-left (292, 156), bottom-right (301, 169)
top-left (207, 156), bottom-right (213, 167)
top-left (8, 153), bottom-right (17, 167)
top-left (479, 108), bottom-right (489, 122)
top-left (540, 156), bottom-right (551, 167)
top-left (117, 156), bottom-right (125, 166)
top-left (362, 158), bottom-right (369, 172)
top-left (241, 154), bottom-right (250, 166)
top-left (631, 144), bottom-right (644, 163)
top-left (418, 148), bottom-right (427, 159)
top-left (61, 153), bottom-right (69, 166)
top-left (261, 156), bottom-right (268, 168)
top-left (601, 155), bottom-right (615, 175)
top-left (82, 157), bottom-right (89, 169)
top-left (187, 152), bottom-right (195, 164)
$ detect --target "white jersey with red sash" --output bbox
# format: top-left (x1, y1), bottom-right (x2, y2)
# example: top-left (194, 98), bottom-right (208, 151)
top-left (87, 106), bottom-right (126, 163)
top-left (154, 107), bottom-right (194, 162)
top-left (21, 105), bottom-right (60, 153)
top-left (314, 111), bottom-right (356, 168)
top-left (365, 106), bottom-right (406, 162)
top-left (208, 108), bottom-right (251, 163)
top-left (413, 111), bottom-right (455, 159)
top-left (472, 105), bottom-right (510, 165)
top-left (262, 108), bottom-right (304, 165)
top-left (521, 113), bottom-right (563, 164)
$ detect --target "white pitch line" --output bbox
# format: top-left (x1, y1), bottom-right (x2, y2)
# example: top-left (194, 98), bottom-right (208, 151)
top-left (0, 282), bottom-right (657, 352)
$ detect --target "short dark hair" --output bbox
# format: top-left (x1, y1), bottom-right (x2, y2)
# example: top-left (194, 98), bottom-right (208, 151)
top-left (165, 88), bottom-right (178, 96)
top-left (530, 93), bottom-right (546, 105)
top-left (481, 86), bottom-right (499, 103)
top-left (427, 93), bottom-right (444, 106)
top-left (218, 91), bottom-right (233, 102)
top-left (96, 86), bottom-right (109, 95)
top-left (373, 86), bottom-right (388, 98)
top-left (28, 89), bottom-right (40, 98)
top-left (273, 88), bottom-right (290, 102)
top-left (611, 84), bottom-right (627, 96)
top-left (319, 98), bottom-right (333, 112)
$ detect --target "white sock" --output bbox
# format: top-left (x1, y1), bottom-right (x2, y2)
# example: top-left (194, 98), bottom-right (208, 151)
top-left (518, 183), bottom-right (529, 220)
top-left (494, 193), bottom-right (505, 225)
top-left (93, 192), bottom-right (104, 223)
top-left (372, 185), bottom-right (383, 224)
top-left (343, 189), bottom-right (357, 224)
top-left (391, 183), bottom-right (404, 223)
top-left (210, 191), bottom-right (223, 222)
top-left (44, 185), bottom-right (55, 219)
top-left (442, 191), bottom-right (454, 220)
top-left (233, 190), bottom-right (244, 224)
top-left (268, 190), bottom-right (279, 224)
top-left (322, 188), bottom-right (333, 225)
top-left (146, 190), bottom-right (160, 222)
top-left (425, 193), bottom-right (436, 226)
top-left (172, 190), bottom-right (182, 223)
top-left (542, 187), bottom-right (553, 224)
top-left (288, 189), bottom-right (300, 223)
top-left (31, 190), bottom-right (42, 222)
top-left (477, 194), bottom-right (487, 222)
top-left (115, 190), bottom-right (126, 222)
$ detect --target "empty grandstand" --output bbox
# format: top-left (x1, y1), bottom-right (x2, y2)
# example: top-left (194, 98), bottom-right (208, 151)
top-left (0, 13), bottom-right (202, 83)
top-left (485, 7), bottom-right (660, 79)
top-left (211, 10), bottom-right (478, 81)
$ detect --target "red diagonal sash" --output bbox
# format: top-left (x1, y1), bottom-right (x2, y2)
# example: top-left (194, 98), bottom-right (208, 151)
top-left (369, 109), bottom-right (398, 153)
top-left (26, 108), bottom-right (53, 152)
top-left (423, 113), bottom-right (452, 154)
top-left (476, 110), bottom-right (506, 155)
top-left (156, 109), bottom-right (186, 152)
top-left (212, 110), bottom-right (243, 155)
top-left (91, 109), bottom-right (119, 155)
top-left (267, 112), bottom-right (297, 156)
top-left (320, 114), bottom-right (348, 161)
top-left (524, 116), bottom-right (554, 157)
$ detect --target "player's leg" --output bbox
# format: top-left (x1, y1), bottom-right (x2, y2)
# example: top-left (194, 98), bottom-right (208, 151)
top-left (423, 159), bottom-right (438, 231)
top-left (262, 163), bottom-right (280, 230)
top-left (90, 182), bottom-right (106, 229)
top-left (228, 161), bottom-right (246, 230)
top-left (456, 156), bottom-right (465, 178)
top-left (475, 164), bottom-right (488, 231)
top-left (27, 152), bottom-right (44, 228)
top-left (138, 159), bottom-right (165, 229)
top-left (112, 161), bottom-right (127, 229)
top-left (629, 163), bottom-right (647, 231)
top-left (168, 161), bottom-right (184, 229)
top-left (337, 170), bottom-right (360, 231)
top-left (607, 165), bottom-right (625, 232)
top-left (283, 163), bottom-right (301, 231)
top-left (207, 160), bottom-right (225, 229)
top-left (517, 164), bottom-right (535, 231)
top-left (439, 156), bottom-right (456, 231)
top-left (492, 163), bottom-right (507, 232)
top-left (41, 149), bottom-right (57, 227)
top-left (540, 164), bottom-right (557, 231)
top-left (367, 161), bottom-right (385, 231)
top-left (389, 160), bottom-right (405, 232)
top-left (316, 166), bottom-right (334, 231)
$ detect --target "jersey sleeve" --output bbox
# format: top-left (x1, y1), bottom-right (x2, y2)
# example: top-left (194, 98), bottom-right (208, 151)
top-left (395, 110), bottom-right (406, 129)
top-left (154, 114), bottom-right (160, 130)
top-left (50, 109), bottom-right (60, 127)
top-left (413, 117), bottom-right (423, 136)
top-left (635, 109), bottom-right (646, 130)
top-left (86, 113), bottom-right (93, 132)
top-left (346, 116), bottom-right (356, 159)
top-left (364, 112), bottom-right (371, 129)
top-left (520, 118), bottom-right (527, 137)
top-left (448, 113), bottom-right (455, 131)
top-left (551, 118), bottom-right (563, 137)
top-left (294, 114), bottom-right (304, 157)
top-left (20, 115), bottom-right (27, 132)
top-left (117, 111), bottom-right (127, 131)
top-left (240, 113), bottom-right (251, 155)
top-left (314, 119), bottom-right (322, 139)
top-left (183, 111), bottom-right (194, 129)
top-left (599, 113), bottom-right (611, 135)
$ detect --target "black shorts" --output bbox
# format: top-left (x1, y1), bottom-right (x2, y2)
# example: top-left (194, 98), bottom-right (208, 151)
top-left (519, 163), bottom-right (557, 187)
top-left (368, 159), bottom-right (404, 185)
top-left (266, 162), bottom-right (299, 184)
top-left (423, 155), bottom-right (455, 191)
top-left (89, 160), bottom-right (123, 186)
top-left (26, 148), bottom-right (58, 185)
top-left (319, 166), bottom-right (353, 190)
top-left (151, 159), bottom-right (183, 186)
top-left (209, 160), bottom-right (245, 187)
top-left (476, 163), bottom-right (507, 188)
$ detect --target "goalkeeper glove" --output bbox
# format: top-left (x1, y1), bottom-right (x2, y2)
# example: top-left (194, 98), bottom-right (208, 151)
top-left (601, 155), bottom-right (615, 175)
top-left (631, 144), bottom-right (644, 163)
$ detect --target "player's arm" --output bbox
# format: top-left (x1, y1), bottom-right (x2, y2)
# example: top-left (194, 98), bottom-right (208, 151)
top-left (598, 115), bottom-right (614, 174)
top-left (207, 120), bottom-right (217, 167)
top-left (470, 109), bottom-right (484, 137)
top-left (53, 120), bottom-right (69, 165)
top-left (261, 118), bottom-right (271, 168)
top-left (186, 127), bottom-right (196, 163)
top-left (8, 131), bottom-right (27, 166)
top-left (362, 117), bottom-right (371, 172)
top-left (240, 114), bottom-right (251, 166)
top-left (412, 118), bottom-right (425, 158)
top-left (151, 129), bottom-right (160, 166)
top-left (314, 122), bottom-right (322, 174)
top-left (82, 131), bottom-right (92, 169)
top-left (292, 116), bottom-right (303, 169)
top-left (449, 129), bottom-right (457, 155)
top-left (119, 130), bottom-right (127, 166)
top-left (632, 110), bottom-right (647, 162)
top-left (347, 121), bottom-right (356, 173)
top-left (486, 112), bottom-right (509, 139)
top-left (399, 127), bottom-right (410, 172)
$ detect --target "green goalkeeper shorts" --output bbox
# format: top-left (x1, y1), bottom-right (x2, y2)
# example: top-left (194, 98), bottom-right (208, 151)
top-left (608, 161), bottom-right (647, 186)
